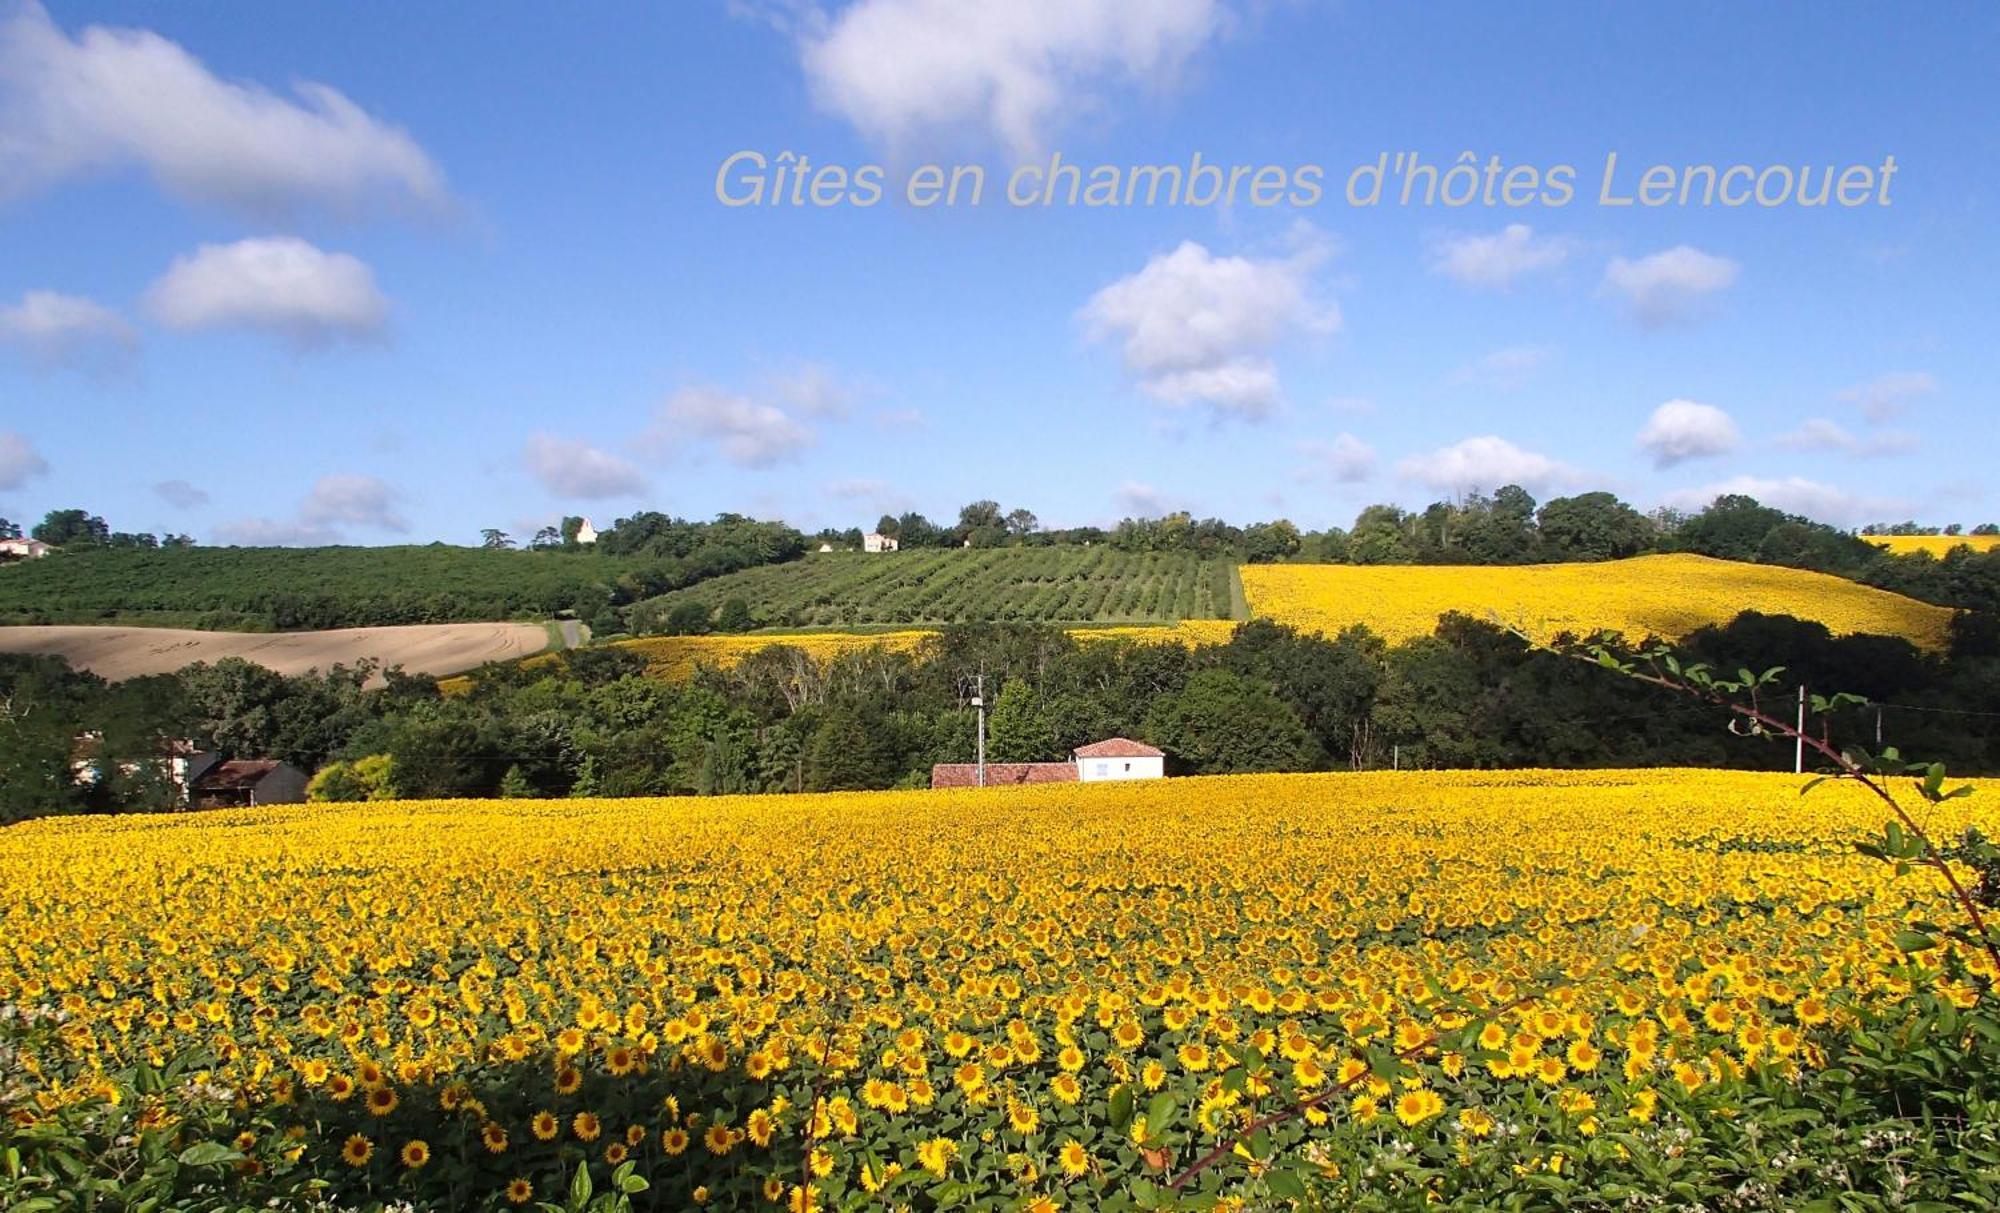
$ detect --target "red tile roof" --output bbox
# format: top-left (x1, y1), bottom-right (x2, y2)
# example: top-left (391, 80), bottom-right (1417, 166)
top-left (930, 762), bottom-right (1078, 789)
top-left (1072, 737), bottom-right (1164, 759)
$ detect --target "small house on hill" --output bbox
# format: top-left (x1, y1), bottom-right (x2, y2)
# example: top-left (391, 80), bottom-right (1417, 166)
top-left (191, 760), bottom-right (309, 809)
top-left (864, 532), bottom-right (899, 552)
top-left (0, 538), bottom-right (52, 561)
top-left (930, 737), bottom-right (1167, 789)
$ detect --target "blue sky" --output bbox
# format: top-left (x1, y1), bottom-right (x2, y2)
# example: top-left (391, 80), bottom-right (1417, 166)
top-left (1, 0), bottom-right (1995, 545)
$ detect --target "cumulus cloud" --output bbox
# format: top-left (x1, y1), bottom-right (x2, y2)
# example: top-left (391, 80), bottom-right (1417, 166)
top-left (0, 430), bottom-right (49, 491)
top-left (1427, 224), bottom-right (1572, 290)
top-left (298, 474), bottom-right (407, 532)
top-left (1450, 344), bottom-right (1552, 391)
top-left (653, 384), bottom-right (815, 468)
top-left (211, 517), bottom-right (342, 547)
top-left (1774, 417), bottom-right (1918, 457)
top-left (1661, 475), bottom-right (1905, 529)
top-left (1295, 433), bottom-right (1376, 484)
top-left (1838, 370), bottom-right (1938, 422)
top-left (153, 479), bottom-right (209, 509)
top-left (1636, 399), bottom-right (1739, 468)
top-left (1601, 245), bottom-right (1739, 326)
top-left (1397, 435), bottom-right (1580, 496)
top-left (1114, 482), bottom-right (1184, 517)
top-left (1080, 231), bottom-right (1336, 421)
top-left (770, 361), bottom-right (860, 419)
top-left (0, 2), bottom-right (447, 219)
top-left (0, 289), bottom-right (136, 371)
top-left (794, 0), bottom-right (1230, 158)
top-left (523, 435), bottom-right (648, 499)
top-left (145, 237), bottom-right (388, 348)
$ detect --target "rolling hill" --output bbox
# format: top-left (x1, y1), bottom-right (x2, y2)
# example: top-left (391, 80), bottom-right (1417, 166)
top-left (1240, 553), bottom-right (1957, 650)
top-left (625, 547), bottom-right (1236, 632)
top-left (0, 545), bottom-right (648, 630)
top-left (0, 622), bottom-right (557, 683)
top-left (1866, 534), bottom-right (2000, 557)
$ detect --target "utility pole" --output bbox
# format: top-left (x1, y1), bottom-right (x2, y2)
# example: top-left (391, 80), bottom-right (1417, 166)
top-left (1795, 685), bottom-right (1806, 775)
top-left (972, 674), bottom-right (987, 788)
top-left (1876, 704), bottom-right (1884, 750)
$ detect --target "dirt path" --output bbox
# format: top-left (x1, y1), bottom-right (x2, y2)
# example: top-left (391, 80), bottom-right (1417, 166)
top-left (0, 623), bottom-right (553, 684)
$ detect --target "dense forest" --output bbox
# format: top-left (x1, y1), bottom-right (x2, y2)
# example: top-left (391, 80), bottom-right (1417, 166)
top-left (8, 600), bottom-right (1998, 822)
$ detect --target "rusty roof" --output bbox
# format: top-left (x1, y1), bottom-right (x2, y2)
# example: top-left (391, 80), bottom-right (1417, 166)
top-left (930, 762), bottom-right (1078, 789)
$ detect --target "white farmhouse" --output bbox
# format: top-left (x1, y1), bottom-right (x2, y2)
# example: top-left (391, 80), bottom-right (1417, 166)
top-left (573, 518), bottom-right (599, 546)
top-left (0, 538), bottom-right (52, 561)
top-left (863, 532), bottom-right (900, 552)
top-left (1072, 738), bottom-right (1165, 782)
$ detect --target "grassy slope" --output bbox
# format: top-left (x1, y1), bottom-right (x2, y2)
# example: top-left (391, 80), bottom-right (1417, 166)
top-left (627, 548), bottom-right (1235, 630)
top-left (0, 545), bottom-right (646, 630)
top-left (1241, 552), bottom-right (1957, 649)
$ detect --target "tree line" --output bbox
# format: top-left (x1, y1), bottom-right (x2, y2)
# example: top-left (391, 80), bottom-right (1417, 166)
top-left (7, 603), bottom-right (1997, 822)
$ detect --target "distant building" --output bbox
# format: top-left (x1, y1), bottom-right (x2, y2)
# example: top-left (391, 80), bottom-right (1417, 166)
top-left (930, 761), bottom-right (1076, 789)
top-left (191, 760), bottom-right (309, 809)
top-left (0, 538), bottom-right (52, 561)
top-left (817, 542), bottom-right (836, 553)
top-left (1073, 737), bottom-right (1166, 782)
top-left (573, 518), bottom-right (599, 545)
top-left (931, 737), bottom-right (1167, 789)
top-left (864, 532), bottom-right (900, 553)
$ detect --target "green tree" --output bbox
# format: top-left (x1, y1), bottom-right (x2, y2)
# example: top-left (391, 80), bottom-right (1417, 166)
top-left (31, 508), bottom-right (109, 547)
top-left (716, 597), bottom-right (754, 633)
top-left (987, 680), bottom-right (1057, 762)
top-left (498, 764), bottom-right (534, 798)
top-left (306, 761), bottom-right (367, 802)
top-left (804, 706), bottom-right (894, 791)
top-left (1141, 669), bottom-right (1316, 774)
top-left (1537, 492), bottom-right (1655, 561)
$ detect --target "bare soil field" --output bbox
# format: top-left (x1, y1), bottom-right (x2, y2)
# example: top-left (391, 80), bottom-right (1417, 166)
top-left (0, 623), bottom-right (553, 683)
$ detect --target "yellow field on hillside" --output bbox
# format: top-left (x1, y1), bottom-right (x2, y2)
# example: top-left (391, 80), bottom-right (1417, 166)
top-left (1240, 553), bottom-right (1955, 649)
top-left (1, 769), bottom-right (1991, 1208)
top-left (1867, 534), bottom-right (2000, 557)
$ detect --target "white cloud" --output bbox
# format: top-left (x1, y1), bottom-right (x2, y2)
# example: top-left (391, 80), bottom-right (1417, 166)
top-left (1661, 475), bottom-right (1905, 528)
top-left (0, 2), bottom-right (446, 219)
top-left (211, 517), bottom-right (342, 547)
top-left (1774, 417), bottom-right (1918, 457)
top-left (770, 361), bottom-right (859, 419)
top-left (1636, 399), bottom-right (1739, 468)
top-left (299, 474), bottom-right (407, 532)
top-left (0, 289), bottom-right (135, 371)
top-left (1114, 482), bottom-right (1183, 517)
top-left (523, 435), bottom-right (648, 499)
top-left (1428, 224), bottom-right (1572, 290)
top-left (825, 478), bottom-right (888, 500)
top-left (653, 385), bottom-right (815, 468)
top-left (153, 479), bottom-right (209, 509)
top-left (1450, 344), bottom-right (1552, 391)
top-left (1601, 245), bottom-right (1739, 326)
top-left (795, 0), bottom-right (1230, 158)
top-left (0, 430), bottom-right (50, 491)
top-left (1295, 433), bottom-right (1376, 483)
top-left (1080, 231), bottom-right (1336, 421)
top-left (145, 237), bottom-right (388, 348)
top-left (1837, 370), bottom-right (1938, 422)
top-left (1397, 435), bottom-right (1580, 496)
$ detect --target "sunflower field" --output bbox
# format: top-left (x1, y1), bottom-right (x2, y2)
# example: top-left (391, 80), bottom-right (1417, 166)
top-left (1865, 534), bottom-right (2000, 558)
top-left (3, 769), bottom-right (1998, 1210)
top-left (1239, 553), bottom-right (1955, 650)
